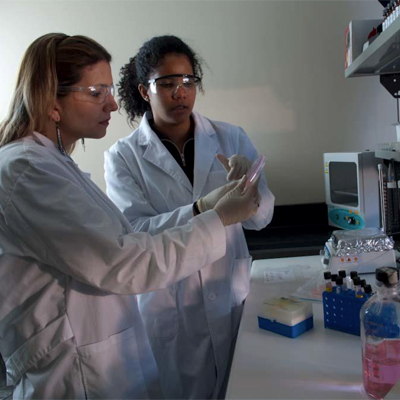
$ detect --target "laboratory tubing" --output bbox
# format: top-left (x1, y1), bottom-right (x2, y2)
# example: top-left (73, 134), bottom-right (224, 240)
top-left (338, 270), bottom-right (348, 291)
top-left (324, 271), bottom-right (333, 292)
top-left (353, 277), bottom-right (364, 298)
top-left (336, 277), bottom-right (344, 294)
top-left (361, 267), bottom-right (400, 399)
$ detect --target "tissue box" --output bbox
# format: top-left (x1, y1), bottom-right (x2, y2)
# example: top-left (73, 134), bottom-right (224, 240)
top-left (257, 297), bottom-right (313, 338)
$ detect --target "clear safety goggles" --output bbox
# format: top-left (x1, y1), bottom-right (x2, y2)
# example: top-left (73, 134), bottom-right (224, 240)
top-left (148, 74), bottom-right (201, 96)
top-left (57, 84), bottom-right (115, 104)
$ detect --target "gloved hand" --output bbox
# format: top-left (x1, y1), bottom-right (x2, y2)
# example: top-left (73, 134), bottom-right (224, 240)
top-left (214, 176), bottom-right (260, 226)
top-left (216, 154), bottom-right (252, 181)
top-left (196, 180), bottom-right (237, 213)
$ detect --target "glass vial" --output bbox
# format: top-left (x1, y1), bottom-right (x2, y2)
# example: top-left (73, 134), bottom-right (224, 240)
top-left (324, 271), bottom-right (332, 292)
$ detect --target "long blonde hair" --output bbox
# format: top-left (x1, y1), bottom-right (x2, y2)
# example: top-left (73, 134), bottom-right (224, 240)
top-left (0, 33), bottom-right (112, 151)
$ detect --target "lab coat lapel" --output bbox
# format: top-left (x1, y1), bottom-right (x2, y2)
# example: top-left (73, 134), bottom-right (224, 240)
top-left (193, 112), bottom-right (220, 199)
top-left (139, 115), bottom-right (193, 192)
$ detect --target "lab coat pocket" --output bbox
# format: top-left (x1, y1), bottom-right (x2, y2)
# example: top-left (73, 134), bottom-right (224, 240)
top-left (231, 257), bottom-right (252, 307)
top-left (77, 327), bottom-right (148, 399)
top-left (5, 314), bottom-right (74, 387)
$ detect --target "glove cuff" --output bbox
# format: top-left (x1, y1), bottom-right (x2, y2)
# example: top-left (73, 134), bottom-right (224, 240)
top-left (197, 198), bottom-right (207, 213)
top-left (193, 201), bottom-right (201, 215)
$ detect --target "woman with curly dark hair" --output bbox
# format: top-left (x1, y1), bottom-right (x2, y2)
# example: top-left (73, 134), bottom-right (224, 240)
top-left (105, 35), bottom-right (275, 399)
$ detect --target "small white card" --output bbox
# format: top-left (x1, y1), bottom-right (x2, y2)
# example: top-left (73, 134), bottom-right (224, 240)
top-left (263, 269), bottom-right (296, 283)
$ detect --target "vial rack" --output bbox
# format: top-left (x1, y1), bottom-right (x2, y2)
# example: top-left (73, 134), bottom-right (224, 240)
top-left (322, 290), bottom-right (370, 336)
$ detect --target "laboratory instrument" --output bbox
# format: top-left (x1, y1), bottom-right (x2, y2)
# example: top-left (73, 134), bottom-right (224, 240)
top-left (322, 228), bottom-right (396, 274)
top-left (323, 152), bottom-right (381, 230)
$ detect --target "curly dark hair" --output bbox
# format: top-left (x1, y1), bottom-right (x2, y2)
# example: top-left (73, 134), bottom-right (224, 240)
top-left (118, 35), bottom-right (204, 126)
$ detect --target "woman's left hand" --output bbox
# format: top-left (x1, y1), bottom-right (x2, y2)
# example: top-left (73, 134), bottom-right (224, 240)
top-left (216, 154), bottom-right (252, 181)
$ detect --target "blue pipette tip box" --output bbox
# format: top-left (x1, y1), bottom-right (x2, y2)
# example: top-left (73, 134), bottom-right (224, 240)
top-left (257, 297), bottom-right (314, 338)
top-left (258, 315), bottom-right (314, 338)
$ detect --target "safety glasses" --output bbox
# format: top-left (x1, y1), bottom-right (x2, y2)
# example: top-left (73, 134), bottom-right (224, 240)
top-left (57, 84), bottom-right (115, 104)
top-left (148, 74), bottom-right (201, 96)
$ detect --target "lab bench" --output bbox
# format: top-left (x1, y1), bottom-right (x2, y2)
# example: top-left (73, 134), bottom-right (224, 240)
top-left (225, 255), bottom-right (400, 399)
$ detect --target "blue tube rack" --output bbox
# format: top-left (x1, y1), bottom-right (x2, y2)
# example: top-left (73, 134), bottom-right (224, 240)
top-left (322, 290), bottom-right (371, 336)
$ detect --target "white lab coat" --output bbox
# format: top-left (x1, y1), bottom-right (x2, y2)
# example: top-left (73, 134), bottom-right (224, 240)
top-left (104, 111), bottom-right (275, 399)
top-left (0, 131), bottom-right (227, 399)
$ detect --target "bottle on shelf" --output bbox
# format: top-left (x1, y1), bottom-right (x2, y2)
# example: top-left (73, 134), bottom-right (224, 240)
top-left (383, 6), bottom-right (388, 31)
top-left (361, 267), bottom-right (400, 399)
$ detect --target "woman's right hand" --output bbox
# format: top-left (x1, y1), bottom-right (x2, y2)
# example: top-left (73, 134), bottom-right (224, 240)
top-left (213, 176), bottom-right (260, 226)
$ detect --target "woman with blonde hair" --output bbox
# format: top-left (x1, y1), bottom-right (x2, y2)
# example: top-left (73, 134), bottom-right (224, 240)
top-left (0, 33), bottom-right (259, 399)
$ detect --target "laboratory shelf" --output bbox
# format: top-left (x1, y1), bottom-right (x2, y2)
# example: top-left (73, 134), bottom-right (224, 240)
top-left (345, 16), bottom-right (400, 78)
top-left (375, 149), bottom-right (400, 161)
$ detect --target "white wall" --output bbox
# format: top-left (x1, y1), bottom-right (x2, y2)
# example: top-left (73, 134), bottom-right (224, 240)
top-left (0, 0), bottom-right (395, 205)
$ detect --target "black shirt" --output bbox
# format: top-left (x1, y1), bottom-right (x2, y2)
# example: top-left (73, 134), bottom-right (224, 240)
top-left (150, 118), bottom-right (195, 185)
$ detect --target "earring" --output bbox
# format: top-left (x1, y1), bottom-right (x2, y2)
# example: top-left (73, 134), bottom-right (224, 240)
top-left (56, 121), bottom-right (66, 156)
top-left (81, 138), bottom-right (86, 152)
top-left (145, 97), bottom-right (149, 102)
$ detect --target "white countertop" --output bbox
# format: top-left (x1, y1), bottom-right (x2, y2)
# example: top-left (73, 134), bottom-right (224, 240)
top-left (225, 255), bottom-right (400, 399)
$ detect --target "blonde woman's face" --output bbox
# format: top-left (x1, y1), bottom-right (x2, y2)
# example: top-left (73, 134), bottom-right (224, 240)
top-left (55, 61), bottom-right (118, 147)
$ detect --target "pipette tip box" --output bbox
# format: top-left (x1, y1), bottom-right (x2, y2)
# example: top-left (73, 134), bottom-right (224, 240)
top-left (257, 297), bottom-right (314, 338)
